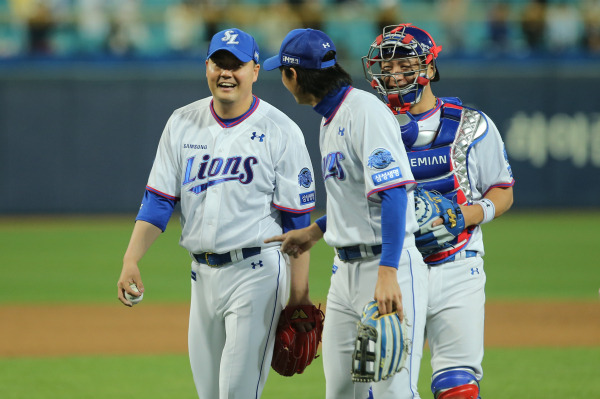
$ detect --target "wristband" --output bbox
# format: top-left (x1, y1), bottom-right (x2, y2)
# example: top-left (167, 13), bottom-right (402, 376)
top-left (476, 198), bottom-right (495, 224)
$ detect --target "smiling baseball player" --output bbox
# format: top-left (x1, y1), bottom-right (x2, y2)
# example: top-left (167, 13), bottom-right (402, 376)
top-left (362, 24), bottom-right (515, 399)
top-left (116, 28), bottom-right (317, 399)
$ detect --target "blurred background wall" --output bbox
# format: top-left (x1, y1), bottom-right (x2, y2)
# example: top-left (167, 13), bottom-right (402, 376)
top-left (1, 0), bottom-right (599, 213)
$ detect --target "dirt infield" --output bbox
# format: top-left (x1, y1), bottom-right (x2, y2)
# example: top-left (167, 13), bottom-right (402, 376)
top-left (1, 301), bottom-right (598, 357)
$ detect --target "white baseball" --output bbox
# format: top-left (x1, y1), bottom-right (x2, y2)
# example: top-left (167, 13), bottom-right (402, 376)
top-left (125, 284), bottom-right (144, 305)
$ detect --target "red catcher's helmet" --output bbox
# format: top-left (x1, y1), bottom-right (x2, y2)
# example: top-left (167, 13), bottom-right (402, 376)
top-left (362, 24), bottom-right (442, 112)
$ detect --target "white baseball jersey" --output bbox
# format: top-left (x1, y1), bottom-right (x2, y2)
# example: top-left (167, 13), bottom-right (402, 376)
top-left (146, 96), bottom-right (316, 254)
top-left (318, 87), bottom-right (428, 399)
top-left (319, 88), bottom-right (418, 248)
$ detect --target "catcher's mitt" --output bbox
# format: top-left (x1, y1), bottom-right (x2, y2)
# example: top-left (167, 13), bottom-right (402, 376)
top-left (413, 187), bottom-right (465, 256)
top-left (271, 304), bottom-right (324, 377)
top-left (351, 301), bottom-right (410, 383)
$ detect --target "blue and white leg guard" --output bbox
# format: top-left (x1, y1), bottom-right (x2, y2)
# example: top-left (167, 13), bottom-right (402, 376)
top-left (431, 367), bottom-right (480, 399)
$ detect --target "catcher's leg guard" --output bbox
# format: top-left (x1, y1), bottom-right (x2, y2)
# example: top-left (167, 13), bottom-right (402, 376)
top-left (431, 368), bottom-right (480, 399)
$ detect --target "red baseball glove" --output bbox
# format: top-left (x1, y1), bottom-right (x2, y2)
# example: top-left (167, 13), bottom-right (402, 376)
top-left (271, 304), bottom-right (324, 376)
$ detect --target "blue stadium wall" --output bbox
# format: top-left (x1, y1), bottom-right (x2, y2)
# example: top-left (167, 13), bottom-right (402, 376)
top-left (1, 61), bottom-right (598, 214)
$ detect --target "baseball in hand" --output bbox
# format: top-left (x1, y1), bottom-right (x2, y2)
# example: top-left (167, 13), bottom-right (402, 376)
top-left (125, 284), bottom-right (143, 305)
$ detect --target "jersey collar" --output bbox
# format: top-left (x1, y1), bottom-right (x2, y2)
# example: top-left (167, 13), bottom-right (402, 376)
top-left (210, 96), bottom-right (259, 128)
top-left (409, 97), bottom-right (441, 121)
top-left (314, 85), bottom-right (352, 126)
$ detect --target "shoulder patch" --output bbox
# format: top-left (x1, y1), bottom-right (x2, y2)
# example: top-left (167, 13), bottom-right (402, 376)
top-left (298, 167), bottom-right (313, 188)
top-left (367, 148), bottom-right (395, 169)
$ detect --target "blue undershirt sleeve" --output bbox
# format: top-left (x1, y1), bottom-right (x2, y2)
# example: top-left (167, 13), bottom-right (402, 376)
top-left (135, 190), bottom-right (177, 232)
top-left (281, 211), bottom-right (311, 233)
top-left (379, 186), bottom-right (407, 268)
top-left (315, 215), bottom-right (327, 233)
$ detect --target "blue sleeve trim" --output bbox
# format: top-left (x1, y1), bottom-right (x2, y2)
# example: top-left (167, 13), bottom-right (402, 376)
top-left (315, 215), bottom-right (327, 233)
top-left (135, 189), bottom-right (176, 232)
top-left (281, 211), bottom-right (311, 233)
top-left (379, 186), bottom-right (407, 268)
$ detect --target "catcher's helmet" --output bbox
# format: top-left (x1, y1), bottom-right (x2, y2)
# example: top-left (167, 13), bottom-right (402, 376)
top-left (362, 24), bottom-right (442, 112)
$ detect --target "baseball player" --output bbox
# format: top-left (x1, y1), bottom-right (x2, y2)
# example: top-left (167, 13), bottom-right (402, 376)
top-left (263, 29), bottom-right (428, 399)
top-left (362, 24), bottom-right (515, 399)
top-left (116, 28), bottom-right (317, 399)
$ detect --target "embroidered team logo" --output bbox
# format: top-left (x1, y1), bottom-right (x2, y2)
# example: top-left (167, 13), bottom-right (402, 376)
top-left (298, 168), bottom-right (313, 188)
top-left (367, 148), bottom-right (395, 169)
top-left (222, 30), bottom-right (239, 45)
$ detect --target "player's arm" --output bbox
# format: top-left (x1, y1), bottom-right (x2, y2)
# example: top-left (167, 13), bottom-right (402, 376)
top-left (374, 186), bottom-right (406, 320)
top-left (118, 220), bottom-right (162, 306)
top-left (264, 215), bottom-right (325, 258)
top-left (117, 190), bottom-right (177, 306)
top-left (279, 211), bottom-right (317, 332)
top-left (459, 186), bottom-right (513, 227)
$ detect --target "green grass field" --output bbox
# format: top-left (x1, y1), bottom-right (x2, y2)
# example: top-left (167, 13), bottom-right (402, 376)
top-left (0, 211), bottom-right (598, 398)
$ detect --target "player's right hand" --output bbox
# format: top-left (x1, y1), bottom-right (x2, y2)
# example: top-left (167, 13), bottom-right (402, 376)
top-left (374, 266), bottom-right (404, 321)
top-left (117, 263), bottom-right (144, 307)
top-left (265, 224), bottom-right (322, 258)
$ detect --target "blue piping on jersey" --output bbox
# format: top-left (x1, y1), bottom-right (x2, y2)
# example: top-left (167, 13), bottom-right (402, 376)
top-left (407, 250), bottom-right (417, 398)
top-left (210, 96), bottom-right (259, 128)
top-left (313, 85), bottom-right (353, 126)
top-left (273, 202), bottom-right (315, 214)
top-left (256, 250), bottom-right (282, 399)
top-left (146, 185), bottom-right (179, 201)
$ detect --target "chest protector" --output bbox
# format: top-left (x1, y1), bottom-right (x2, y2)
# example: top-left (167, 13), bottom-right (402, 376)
top-left (402, 97), bottom-right (489, 263)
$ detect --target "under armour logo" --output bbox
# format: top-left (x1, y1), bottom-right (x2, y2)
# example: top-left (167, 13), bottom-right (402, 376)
top-left (222, 30), bottom-right (239, 45)
top-left (471, 267), bottom-right (480, 275)
top-left (251, 260), bottom-right (263, 269)
top-left (323, 42), bottom-right (331, 49)
top-left (251, 132), bottom-right (265, 142)
top-left (338, 127), bottom-right (345, 136)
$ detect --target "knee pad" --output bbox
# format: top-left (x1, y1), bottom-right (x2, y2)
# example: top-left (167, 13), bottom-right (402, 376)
top-left (431, 368), bottom-right (480, 399)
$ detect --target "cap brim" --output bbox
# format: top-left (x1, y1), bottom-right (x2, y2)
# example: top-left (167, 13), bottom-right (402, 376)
top-left (207, 47), bottom-right (253, 63)
top-left (263, 55), bottom-right (282, 71)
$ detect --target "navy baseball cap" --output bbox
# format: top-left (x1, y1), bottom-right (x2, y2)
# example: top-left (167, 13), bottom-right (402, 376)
top-left (207, 28), bottom-right (259, 64)
top-left (263, 29), bottom-right (337, 71)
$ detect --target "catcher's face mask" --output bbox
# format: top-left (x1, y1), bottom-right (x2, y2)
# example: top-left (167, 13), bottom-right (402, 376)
top-left (362, 24), bottom-right (441, 113)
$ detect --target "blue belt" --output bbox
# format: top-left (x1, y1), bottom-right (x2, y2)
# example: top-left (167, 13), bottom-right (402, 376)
top-left (336, 244), bottom-right (382, 261)
top-left (193, 247), bottom-right (261, 267)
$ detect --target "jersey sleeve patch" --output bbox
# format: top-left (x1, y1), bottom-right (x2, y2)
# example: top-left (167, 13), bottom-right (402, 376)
top-left (298, 167), bottom-right (313, 188)
top-left (367, 148), bottom-right (395, 169)
top-left (299, 190), bottom-right (316, 205)
top-left (371, 167), bottom-right (402, 186)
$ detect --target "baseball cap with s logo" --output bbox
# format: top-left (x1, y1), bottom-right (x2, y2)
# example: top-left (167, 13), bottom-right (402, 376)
top-left (207, 28), bottom-right (260, 64)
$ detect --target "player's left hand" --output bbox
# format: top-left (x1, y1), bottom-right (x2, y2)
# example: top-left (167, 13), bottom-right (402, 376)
top-left (414, 188), bottom-right (465, 255)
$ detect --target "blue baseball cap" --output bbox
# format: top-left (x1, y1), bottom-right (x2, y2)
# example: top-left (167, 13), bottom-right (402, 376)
top-left (263, 29), bottom-right (337, 71)
top-left (207, 28), bottom-right (259, 64)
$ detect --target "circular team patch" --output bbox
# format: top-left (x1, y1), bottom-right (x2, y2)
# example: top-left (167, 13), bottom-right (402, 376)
top-left (367, 148), bottom-right (395, 169)
top-left (298, 167), bottom-right (313, 188)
